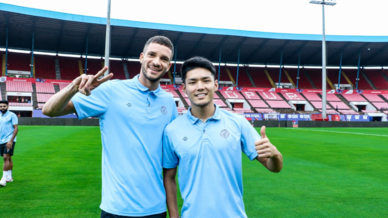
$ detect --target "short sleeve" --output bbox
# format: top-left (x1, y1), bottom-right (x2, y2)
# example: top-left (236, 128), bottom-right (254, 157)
top-left (240, 116), bottom-right (260, 161)
top-left (71, 81), bottom-right (112, 120)
top-left (162, 128), bottom-right (179, 169)
top-left (11, 114), bottom-right (18, 125)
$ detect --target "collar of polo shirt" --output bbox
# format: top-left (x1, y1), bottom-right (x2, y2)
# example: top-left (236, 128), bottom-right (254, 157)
top-left (133, 74), bottom-right (162, 96)
top-left (1, 110), bottom-right (9, 116)
top-left (187, 104), bottom-right (221, 124)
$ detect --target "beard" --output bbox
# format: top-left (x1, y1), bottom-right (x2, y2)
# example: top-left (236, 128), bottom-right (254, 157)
top-left (191, 98), bottom-right (212, 108)
top-left (141, 64), bottom-right (168, 82)
top-left (0, 109), bottom-right (7, 114)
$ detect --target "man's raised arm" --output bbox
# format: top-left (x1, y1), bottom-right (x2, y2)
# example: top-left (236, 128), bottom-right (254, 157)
top-left (42, 67), bottom-right (113, 117)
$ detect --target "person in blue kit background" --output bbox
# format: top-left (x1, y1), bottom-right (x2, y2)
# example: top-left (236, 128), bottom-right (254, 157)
top-left (0, 100), bottom-right (18, 187)
top-left (43, 36), bottom-right (178, 218)
top-left (163, 57), bottom-right (283, 218)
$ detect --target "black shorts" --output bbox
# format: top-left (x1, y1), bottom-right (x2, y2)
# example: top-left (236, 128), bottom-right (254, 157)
top-left (0, 142), bottom-right (16, 157)
top-left (101, 210), bottom-right (166, 218)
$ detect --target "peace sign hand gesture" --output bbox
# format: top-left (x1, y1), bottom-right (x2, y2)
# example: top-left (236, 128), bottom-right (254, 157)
top-left (75, 66), bottom-right (113, 96)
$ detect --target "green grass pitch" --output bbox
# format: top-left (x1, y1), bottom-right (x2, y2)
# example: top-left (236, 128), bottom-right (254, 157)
top-left (0, 126), bottom-right (387, 217)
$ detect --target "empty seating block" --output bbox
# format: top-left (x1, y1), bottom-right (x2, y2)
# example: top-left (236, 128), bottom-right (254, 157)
top-left (326, 94), bottom-right (341, 102)
top-left (329, 101), bottom-right (350, 110)
top-left (241, 91), bottom-right (261, 100)
top-left (282, 92), bottom-right (305, 101)
top-left (9, 102), bottom-right (32, 107)
top-left (36, 83), bottom-right (55, 93)
top-left (58, 83), bottom-right (70, 91)
top-left (266, 100), bottom-right (291, 108)
top-left (341, 94), bottom-right (366, 102)
top-left (214, 99), bottom-right (227, 107)
top-left (233, 108), bottom-right (253, 113)
top-left (380, 94), bottom-right (388, 100)
top-left (362, 94), bottom-right (385, 102)
top-left (302, 93), bottom-right (321, 101)
top-left (256, 109), bottom-right (275, 113)
top-left (37, 94), bottom-right (54, 103)
top-left (162, 88), bottom-right (179, 98)
top-left (325, 110), bottom-right (340, 114)
top-left (35, 55), bottom-right (56, 79)
top-left (372, 102), bottom-right (388, 110)
top-left (248, 100), bottom-right (268, 108)
top-left (258, 92), bottom-right (282, 101)
top-left (6, 81), bottom-right (33, 92)
top-left (219, 90), bottom-right (244, 99)
top-left (339, 110), bottom-right (359, 115)
top-left (311, 101), bottom-right (331, 109)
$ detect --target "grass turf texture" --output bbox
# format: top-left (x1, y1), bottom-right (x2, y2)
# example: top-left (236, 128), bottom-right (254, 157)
top-left (0, 126), bottom-right (387, 217)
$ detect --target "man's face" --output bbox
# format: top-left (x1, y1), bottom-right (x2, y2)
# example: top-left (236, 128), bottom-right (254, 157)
top-left (139, 43), bottom-right (173, 82)
top-left (0, 104), bottom-right (8, 114)
top-left (183, 68), bottom-right (218, 108)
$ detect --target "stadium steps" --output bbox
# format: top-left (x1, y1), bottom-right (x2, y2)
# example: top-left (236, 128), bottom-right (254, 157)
top-left (316, 93), bottom-right (334, 110)
top-left (243, 66), bottom-right (256, 87)
top-left (379, 94), bottom-right (388, 103)
top-left (361, 94), bottom-right (379, 110)
top-left (0, 82), bottom-right (6, 100)
top-left (300, 93), bottom-right (320, 111)
top-left (215, 91), bottom-right (231, 109)
top-left (176, 90), bottom-right (189, 109)
top-left (361, 70), bottom-right (377, 90)
top-left (54, 84), bottom-right (60, 93)
top-left (32, 83), bottom-right (38, 109)
top-left (381, 71), bottom-right (388, 83)
top-left (335, 94), bottom-right (357, 112)
top-left (277, 92), bottom-right (297, 113)
top-left (303, 70), bottom-right (317, 89)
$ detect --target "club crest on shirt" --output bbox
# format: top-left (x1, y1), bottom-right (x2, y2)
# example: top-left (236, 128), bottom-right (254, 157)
top-left (220, 129), bottom-right (229, 138)
top-left (160, 106), bottom-right (167, 115)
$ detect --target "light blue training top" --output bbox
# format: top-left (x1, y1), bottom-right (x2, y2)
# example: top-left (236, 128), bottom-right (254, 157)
top-left (163, 104), bottom-right (260, 218)
top-left (72, 75), bottom-right (178, 216)
top-left (0, 110), bottom-right (18, 144)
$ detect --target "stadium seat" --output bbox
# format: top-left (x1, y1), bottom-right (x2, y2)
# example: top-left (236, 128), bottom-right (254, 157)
top-left (281, 92), bottom-right (305, 101)
top-left (371, 102), bottom-right (388, 110)
top-left (35, 82), bottom-right (55, 93)
top-left (219, 90), bottom-right (244, 99)
top-left (37, 93), bottom-right (54, 103)
top-left (326, 94), bottom-right (341, 102)
top-left (248, 100), bottom-right (268, 108)
top-left (302, 92), bottom-right (321, 101)
top-left (35, 55), bottom-right (56, 79)
top-left (341, 94), bottom-right (367, 102)
top-left (266, 100), bottom-right (291, 108)
top-left (328, 101), bottom-right (350, 110)
top-left (6, 81), bottom-right (33, 92)
top-left (362, 94), bottom-right (385, 102)
top-left (58, 83), bottom-right (70, 91)
top-left (310, 101), bottom-right (331, 109)
top-left (257, 92), bottom-right (282, 101)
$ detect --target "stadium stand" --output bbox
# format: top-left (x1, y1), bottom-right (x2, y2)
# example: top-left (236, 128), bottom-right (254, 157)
top-left (362, 94), bottom-right (385, 102)
top-left (213, 99), bottom-right (227, 107)
top-left (248, 68), bottom-right (273, 88)
top-left (302, 92), bottom-right (321, 101)
top-left (35, 55), bottom-right (56, 79)
top-left (281, 92), bottom-right (305, 101)
top-left (341, 94), bottom-right (367, 102)
top-left (59, 56), bottom-right (81, 80)
top-left (227, 66), bottom-right (253, 87)
top-left (58, 83), bottom-right (70, 91)
top-left (326, 94), bottom-right (341, 101)
top-left (6, 81), bottom-right (33, 92)
top-left (338, 110), bottom-right (359, 115)
top-left (219, 90), bottom-right (244, 99)
top-left (267, 68), bottom-right (291, 86)
top-left (83, 58), bottom-right (103, 76)
top-left (328, 101), bottom-right (350, 110)
top-left (248, 100), bottom-right (268, 108)
top-left (341, 70), bottom-right (372, 90)
top-left (310, 101), bottom-right (331, 109)
top-left (364, 70), bottom-right (388, 90)
top-left (9, 102), bottom-right (32, 107)
top-left (257, 91), bottom-right (282, 101)
top-left (285, 68), bottom-right (314, 89)
top-left (240, 91), bottom-right (261, 100)
top-left (37, 93), bottom-right (54, 103)
top-left (35, 82), bottom-right (55, 93)
top-left (110, 60), bottom-right (127, 79)
top-left (371, 102), bottom-right (388, 110)
top-left (266, 100), bottom-right (291, 108)
top-left (7, 52), bottom-right (31, 72)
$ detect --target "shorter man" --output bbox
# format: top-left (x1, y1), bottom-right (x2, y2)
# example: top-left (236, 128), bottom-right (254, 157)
top-left (163, 57), bottom-right (283, 218)
top-left (0, 100), bottom-right (19, 187)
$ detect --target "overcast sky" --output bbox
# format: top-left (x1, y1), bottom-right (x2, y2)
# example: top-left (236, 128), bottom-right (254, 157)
top-left (1, 0), bottom-right (387, 36)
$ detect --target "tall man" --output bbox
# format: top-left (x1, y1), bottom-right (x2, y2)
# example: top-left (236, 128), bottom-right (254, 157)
top-left (163, 57), bottom-right (283, 218)
top-left (43, 36), bottom-right (178, 218)
top-left (0, 100), bottom-right (19, 187)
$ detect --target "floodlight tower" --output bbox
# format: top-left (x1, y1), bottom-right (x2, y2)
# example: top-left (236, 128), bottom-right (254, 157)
top-left (104, 0), bottom-right (111, 76)
top-left (310, 0), bottom-right (337, 119)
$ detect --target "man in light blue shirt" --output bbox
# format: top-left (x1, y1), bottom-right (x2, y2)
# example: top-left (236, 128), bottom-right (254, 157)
top-left (43, 36), bottom-right (178, 218)
top-left (163, 57), bottom-right (283, 218)
top-left (0, 100), bottom-right (19, 187)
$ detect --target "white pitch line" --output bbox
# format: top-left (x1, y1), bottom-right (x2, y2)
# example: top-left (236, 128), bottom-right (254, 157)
top-left (290, 129), bottom-right (388, 137)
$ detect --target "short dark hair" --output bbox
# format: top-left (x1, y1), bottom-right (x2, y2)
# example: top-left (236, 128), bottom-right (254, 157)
top-left (0, 100), bottom-right (9, 105)
top-left (181, 56), bottom-right (216, 84)
top-left (143, 36), bottom-right (174, 60)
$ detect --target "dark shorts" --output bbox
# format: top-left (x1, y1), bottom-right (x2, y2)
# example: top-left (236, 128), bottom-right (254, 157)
top-left (0, 142), bottom-right (15, 157)
top-left (101, 210), bottom-right (166, 218)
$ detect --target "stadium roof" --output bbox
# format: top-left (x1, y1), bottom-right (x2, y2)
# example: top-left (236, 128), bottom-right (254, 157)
top-left (0, 3), bottom-right (387, 67)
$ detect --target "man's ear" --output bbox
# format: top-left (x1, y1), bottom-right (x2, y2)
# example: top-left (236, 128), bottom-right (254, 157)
top-left (214, 79), bottom-right (219, 90)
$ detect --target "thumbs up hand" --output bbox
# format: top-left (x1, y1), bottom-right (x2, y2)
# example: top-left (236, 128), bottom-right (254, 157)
top-left (254, 126), bottom-right (279, 159)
